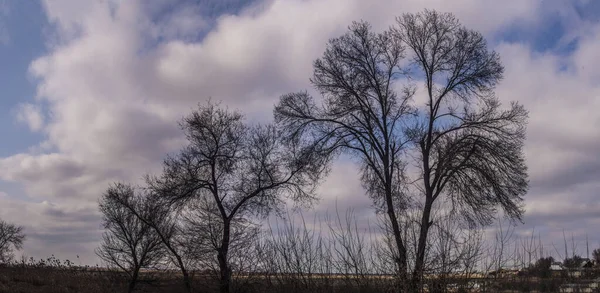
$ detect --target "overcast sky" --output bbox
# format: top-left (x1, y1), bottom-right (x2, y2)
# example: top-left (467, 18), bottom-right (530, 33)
top-left (0, 0), bottom-right (599, 265)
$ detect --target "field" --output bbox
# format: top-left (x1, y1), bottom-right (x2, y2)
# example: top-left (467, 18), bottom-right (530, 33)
top-left (2, 262), bottom-right (600, 293)
top-left (0, 265), bottom-right (221, 293)
top-left (2, 256), bottom-right (600, 293)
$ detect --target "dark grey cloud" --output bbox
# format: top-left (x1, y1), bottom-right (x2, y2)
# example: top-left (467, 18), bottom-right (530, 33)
top-left (29, 230), bottom-right (101, 246)
top-left (530, 158), bottom-right (600, 194)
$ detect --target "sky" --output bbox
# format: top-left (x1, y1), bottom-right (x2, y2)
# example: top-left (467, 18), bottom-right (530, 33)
top-left (0, 0), bottom-right (599, 265)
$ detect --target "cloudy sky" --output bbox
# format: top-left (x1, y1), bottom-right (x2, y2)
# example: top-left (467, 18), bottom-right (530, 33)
top-left (0, 0), bottom-right (599, 265)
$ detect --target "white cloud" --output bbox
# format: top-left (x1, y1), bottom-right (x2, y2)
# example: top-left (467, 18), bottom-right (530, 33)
top-left (495, 39), bottom-right (600, 189)
top-left (573, 24), bottom-right (600, 83)
top-left (490, 25), bottom-right (600, 252)
top-left (2, 0), bottom-right (599, 263)
top-left (15, 103), bottom-right (44, 132)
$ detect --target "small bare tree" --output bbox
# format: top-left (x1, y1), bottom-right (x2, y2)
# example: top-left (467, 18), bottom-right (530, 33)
top-left (0, 219), bottom-right (25, 263)
top-left (179, 196), bottom-right (262, 290)
top-left (148, 102), bottom-right (330, 293)
top-left (96, 183), bottom-right (165, 293)
top-left (108, 185), bottom-right (195, 293)
top-left (256, 209), bottom-right (397, 293)
top-left (484, 218), bottom-right (517, 274)
top-left (261, 213), bottom-right (333, 292)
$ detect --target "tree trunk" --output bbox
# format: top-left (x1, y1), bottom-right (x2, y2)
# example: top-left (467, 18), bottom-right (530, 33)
top-left (218, 220), bottom-right (232, 293)
top-left (128, 267), bottom-right (140, 293)
top-left (181, 266), bottom-right (192, 293)
top-left (411, 198), bottom-right (433, 293)
top-left (171, 250), bottom-right (192, 293)
top-left (384, 181), bottom-right (408, 292)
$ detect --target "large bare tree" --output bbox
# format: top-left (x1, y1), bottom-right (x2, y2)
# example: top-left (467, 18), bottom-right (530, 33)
top-left (394, 10), bottom-right (527, 290)
top-left (148, 102), bottom-right (330, 293)
top-left (0, 219), bottom-right (25, 263)
top-left (275, 10), bottom-right (528, 292)
top-left (274, 21), bottom-right (413, 286)
top-left (96, 184), bottom-right (165, 293)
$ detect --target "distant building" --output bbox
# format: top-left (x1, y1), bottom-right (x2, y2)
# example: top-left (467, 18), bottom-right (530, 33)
top-left (551, 262), bottom-right (564, 277)
top-left (580, 258), bottom-right (594, 269)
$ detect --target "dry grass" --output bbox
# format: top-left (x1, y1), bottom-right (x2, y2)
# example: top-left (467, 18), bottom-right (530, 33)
top-left (2, 256), bottom-right (599, 293)
top-left (0, 263), bottom-right (395, 293)
top-left (0, 256), bottom-right (208, 293)
top-left (0, 265), bottom-right (222, 293)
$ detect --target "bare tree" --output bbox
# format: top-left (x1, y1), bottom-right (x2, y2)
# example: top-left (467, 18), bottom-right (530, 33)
top-left (274, 20), bottom-right (413, 289)
top-left (424, 210), bottom-right (484, 292)
top-left (260, 213), bottom-right (333, 292)
top-left (255, 209), bottom-right (398, 293)
top-left (0, 219), bottom-right (25, 263)
top-left (180, 196), bottom-right (262, 290)
top-left (148, 102), bottom-right (330, 293)
top-left (275, 10), bottom-right (528, 292)
top-left (484, 219), bottom-right (517, 275)
top-left (394, 10), bottom-right (528, 290)
top-left (107, 185), bottom-right (195, 293)
top-left (96, 183), bottom-right (165, 293)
